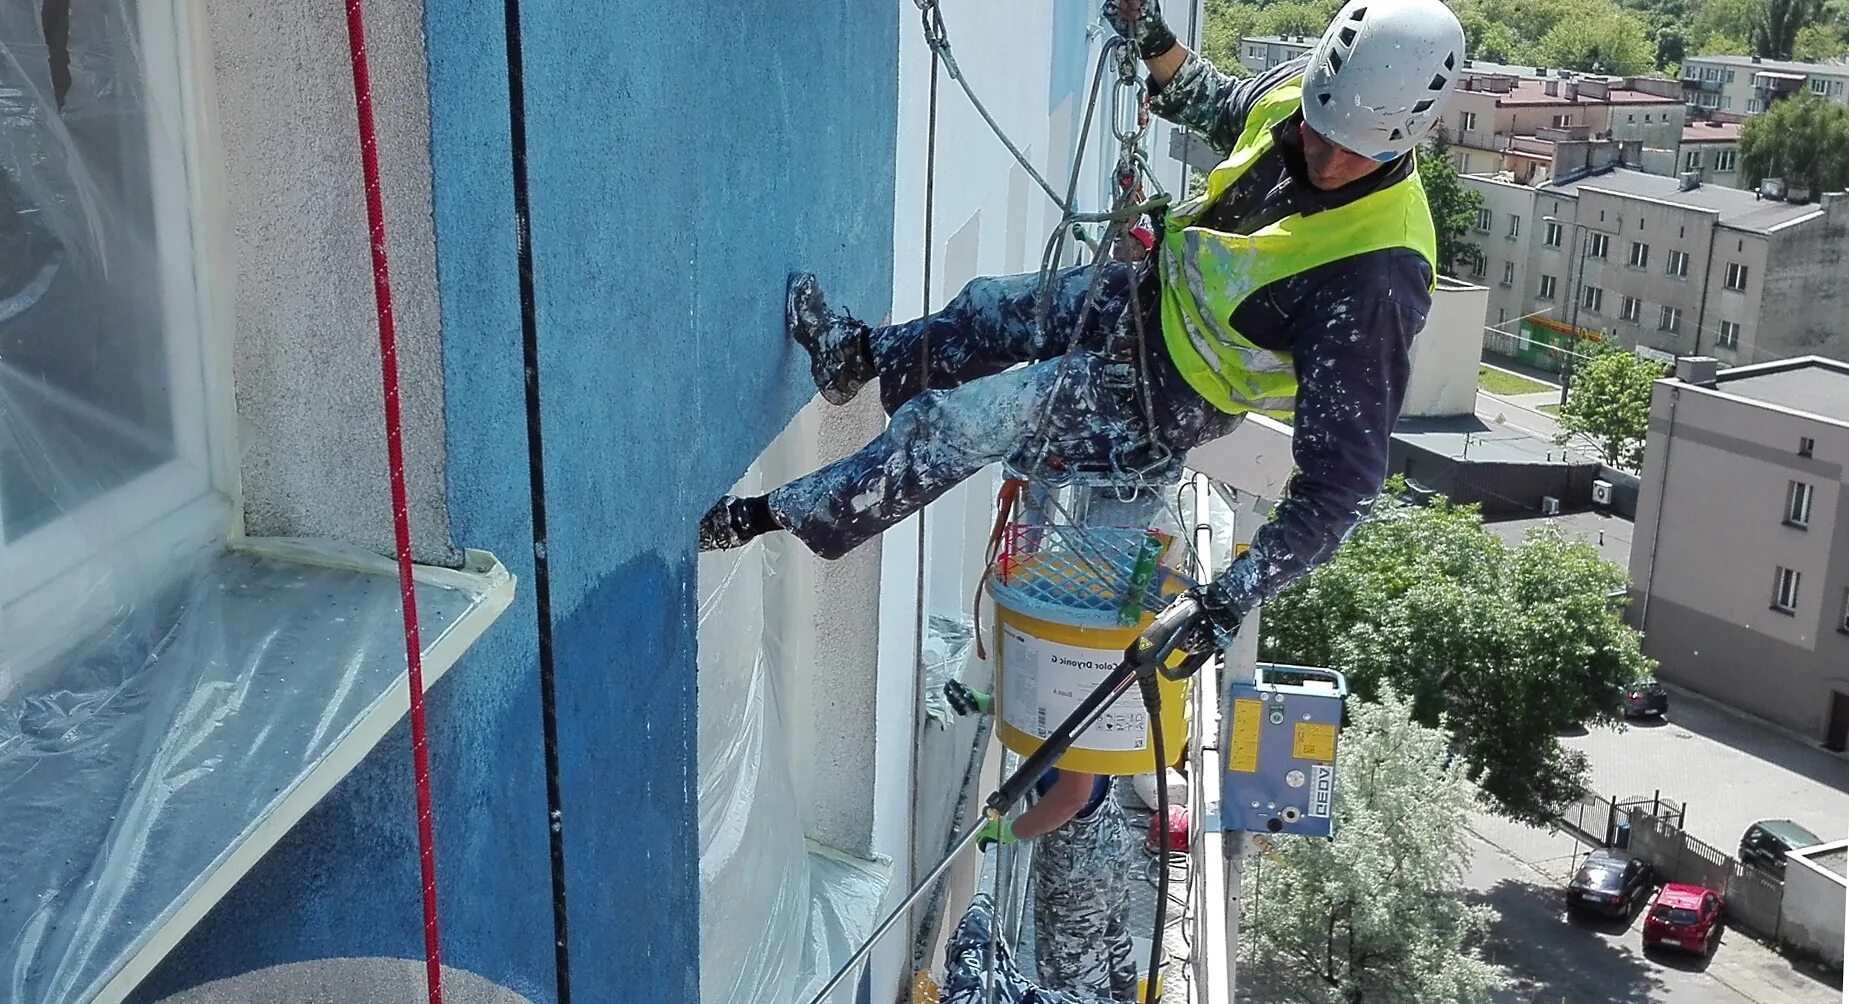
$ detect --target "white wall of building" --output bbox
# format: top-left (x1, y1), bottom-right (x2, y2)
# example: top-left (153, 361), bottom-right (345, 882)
top-left (1403, 278), bottom-right (1492, 418)
top-left (879, 2), bottom-right (1199, 996)
top-left (1780, 840), bottom-right (1847, 968)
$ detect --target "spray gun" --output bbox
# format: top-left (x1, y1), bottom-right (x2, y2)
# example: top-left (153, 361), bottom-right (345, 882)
top-left (803, 594), bottom-right (1211, 1004)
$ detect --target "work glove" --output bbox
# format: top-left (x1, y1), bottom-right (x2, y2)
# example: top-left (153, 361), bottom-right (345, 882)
top-left (1103, 0), bottom-right (1180, 60)
top-left (944, 680), bottom-right (993, 717)
top-left (976, 817), bottom-right (1017, 852)
top-left (1168, 580), bottom-right (1244, 657)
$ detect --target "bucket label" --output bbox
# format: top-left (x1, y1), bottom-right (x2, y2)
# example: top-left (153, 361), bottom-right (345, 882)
top-left (1000, 625), bottom-right (1147, 751)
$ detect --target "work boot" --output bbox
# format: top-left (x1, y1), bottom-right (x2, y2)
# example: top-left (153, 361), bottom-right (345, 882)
top-left (788, 272), bottom-right (876, 406)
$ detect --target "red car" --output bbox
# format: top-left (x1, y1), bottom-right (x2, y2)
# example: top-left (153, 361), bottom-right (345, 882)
top-left (1642, 883), bottom-right (1724, 955)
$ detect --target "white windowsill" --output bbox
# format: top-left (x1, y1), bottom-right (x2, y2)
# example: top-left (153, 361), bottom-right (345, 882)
top-left (1, 538), bottom-right (516, 1004)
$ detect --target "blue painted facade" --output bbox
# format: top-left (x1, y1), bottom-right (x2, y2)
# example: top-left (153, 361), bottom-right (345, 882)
top-left (133, 4), bottom-right (897, 1002)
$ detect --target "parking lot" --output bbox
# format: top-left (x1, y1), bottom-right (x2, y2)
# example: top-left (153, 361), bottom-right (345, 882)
top-left (1462, 685), bottom-right (1846, 1003)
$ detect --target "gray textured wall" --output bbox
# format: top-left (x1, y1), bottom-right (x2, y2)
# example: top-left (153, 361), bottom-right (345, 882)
top-left (207, 0), bottom-right (457, 565)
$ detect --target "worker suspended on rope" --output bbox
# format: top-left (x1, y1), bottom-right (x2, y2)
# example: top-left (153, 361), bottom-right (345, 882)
top-left (700, 0), bottom-right (1466, 657)
top-left (944, 683), bottom-right (1139, 999)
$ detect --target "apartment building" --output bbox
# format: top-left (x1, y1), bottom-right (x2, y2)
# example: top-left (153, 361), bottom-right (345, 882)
top-left (1680, 118), bottom-right (1746, 189)
top-left (1446, 72), bottom-right (1685, 179)
top-left (1681, 54), bottom-right (1849, 115)
top-left (1463, 166), bottom-right (1849, 369)
top-left (1630, 356), bottom-right (1849, 749)
top-left (1237, 34), bottom-right (1315, 74)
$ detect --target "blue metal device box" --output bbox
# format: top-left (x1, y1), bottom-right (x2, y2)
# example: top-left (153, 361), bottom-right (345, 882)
top-left (1221, 663), bottom-right (1348, 838)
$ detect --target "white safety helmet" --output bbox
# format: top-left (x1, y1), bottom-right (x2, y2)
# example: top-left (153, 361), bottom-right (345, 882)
top-left (1301, 0), bottom-right (1467, 162)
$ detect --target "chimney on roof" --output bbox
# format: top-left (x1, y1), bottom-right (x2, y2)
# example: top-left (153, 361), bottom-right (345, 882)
top-left (1545, 79), bottom-right (1559, 96)
top-left (1676, 356), bottom-right (1719, 387)
top-left (1751, 55), bottom-right (1762, 64)
top-left (1566, 80), bottom-right (1580, 101)
top-left (1678, 170), bottom-right (1702, 190)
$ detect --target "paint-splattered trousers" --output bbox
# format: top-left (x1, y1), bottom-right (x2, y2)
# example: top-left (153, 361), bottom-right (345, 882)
top-left (1032, 791), bottom-right (1139, 1000)
top-left (941, 893), bottom-right (1118, 1004)
top-left (767, 264), bottom-right (1239, 560)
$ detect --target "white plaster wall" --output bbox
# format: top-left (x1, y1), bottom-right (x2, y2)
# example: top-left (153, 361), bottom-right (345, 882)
top-left (1780, 841), bottom-right (1847, 968)
top-left (879, 2), bottom-right (1200, 994)
top-left (1404, 278), bottom-right (1490, 418)
top-left (203, 0), bottom-right (457, 565)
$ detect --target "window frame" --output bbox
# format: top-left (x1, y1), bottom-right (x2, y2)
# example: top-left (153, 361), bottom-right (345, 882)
top-left (1620, 295), bottom-right (1642, 323)
top-left (1785, 480), bottom-right (1814, 528)
top-left (1501, 260), bottom-right (1515, 287)
top-left (1667, 249), bottom-right (1690, 278)
top-left (1658, 305), bottom-right (1682, 333)
top-left (1460, 110), bottom-right (1477, 131)
top-left (1507, 214), bottom-right (1521, 239)
top-left (1544, 221), bottom-right (1564, 248)
top-left (1581, 285), bottom-right (1604, 313)
top-left (1718, 320), bottom-right (1741, 349)
top-left (1773, 566), bottom-right (1801, 613)
top-left (1475, 207), bottom-right (1493, 232)
top-left (0, 0), bottom-right (234, 676)
top-left (1587, 232), bottom-right (1611, 259)
top-left (1716, 149), bottom-right (1738, 172)
top-left (1628, 240), bottom-right (1650, 269)
top-left (1725, 261), bottom-right (1750, 292)
top-left (1538, 274), bottom-right (1558, 300)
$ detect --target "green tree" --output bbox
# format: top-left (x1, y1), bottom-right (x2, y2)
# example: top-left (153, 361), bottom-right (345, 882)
top-left (1418, 132), bottom-right (1484, 278)
top-left (1555, 347), bottom-right (1666, 469)
top-left (1535, 8), bottom-right (1658, 72)
top-left (1201, 0), bottom-right (1259, 73)
top-left (1243, 691), bottom-right (1509, 1004)
top-left (1739, 93), bottom-right (1849, 197)
top-left (1656, 24), bottom-right (1690, 68)
top-left (1458, 7), bottom-right (1528, 62)
top-left (1691, 0), bottom-right (1762, 49)
top-left (1753, 0), bottom-right (1826, 57)
top-left (1791, 21), bottom-right (1849, 57)
top-left (1259, 488), bottom-right (1655, 824)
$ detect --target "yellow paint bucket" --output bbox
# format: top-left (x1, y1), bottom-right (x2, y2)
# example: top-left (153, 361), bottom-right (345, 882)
top-left (992, 597), bottom-right (1191, 776)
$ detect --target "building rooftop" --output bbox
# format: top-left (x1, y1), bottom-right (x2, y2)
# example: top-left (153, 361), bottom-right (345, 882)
top-left (1683, 53), bottom-right (1849, 76)
top-left (1682, 120), bottom-right (1744, 143)
top-left (1467, 77), bottom-right (1681, 106)
top-left (1239, 34), bottom-right (1316, 46)
top-left (1486, 510), bottom-right (1634, 569)
top-left (1542, 166), bottom-right (1829, 231)
top-left (1712, 357), bottom-right (1849, 424)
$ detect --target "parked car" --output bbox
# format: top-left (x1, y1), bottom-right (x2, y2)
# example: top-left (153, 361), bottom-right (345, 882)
top-left (1566, 848), bottom-right (1655, 919)
top-left (1642, 883), bottom-right (1724, 955)
top-left (1622, 679), bottom-right (1669, 718)
top-left (1739, 819), bottom-right (1823, 876)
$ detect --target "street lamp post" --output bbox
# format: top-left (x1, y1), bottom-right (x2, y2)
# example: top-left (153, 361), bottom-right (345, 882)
top-left (1543, 214), bottom-right (1608, 407)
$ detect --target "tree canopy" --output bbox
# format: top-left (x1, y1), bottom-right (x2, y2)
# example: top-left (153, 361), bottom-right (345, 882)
top-left (1419, 133), bottom-right (1485, 277)
top-left (1556, 346), bottom-right (1667, 470)
top-left (1740, 94), bottom-right (1849, 197)
top-left (1259, 486), bottom-right (1655, 825)
top-left (1243, 691), bottom-right (1508, 1004)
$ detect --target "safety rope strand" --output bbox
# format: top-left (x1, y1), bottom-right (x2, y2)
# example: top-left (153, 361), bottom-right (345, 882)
top-left (341, 2), bottom-right (444, 1001)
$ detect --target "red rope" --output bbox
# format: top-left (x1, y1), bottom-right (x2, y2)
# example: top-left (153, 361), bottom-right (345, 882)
top-left (340, 2), bottom-right (444, 1001)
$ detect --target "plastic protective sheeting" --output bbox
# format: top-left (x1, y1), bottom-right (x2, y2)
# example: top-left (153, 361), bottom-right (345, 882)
top-left (697, 545), bottom-right (891, 1004)
top-left (0, 539), bottom-right (513, 1004)
top-left (3, 11), bottom-right (520, 999)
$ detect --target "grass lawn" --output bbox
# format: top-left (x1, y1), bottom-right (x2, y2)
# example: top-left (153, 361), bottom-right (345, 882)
top-left (1538, 403), bottom-right (1561, 415)
top-left (1478, 364), bottom-right (1555, 396)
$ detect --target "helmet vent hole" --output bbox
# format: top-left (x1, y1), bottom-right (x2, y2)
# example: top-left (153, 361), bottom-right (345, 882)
top-left (1429, 73), bottom-right (1448, 90)
top-left (1348, 6), bottom-right (1368, 19)
top-left (1389, 127), bottom-right (1404, 140)
top-left (1318, 91), bottom-right (1334, 106)
top-left (1412, 98), bottom-right (1435, 113)
top-left (1328, 50), bottom-right (1345, 73)
top-left (1338, 25), bottom-right (1358, 45)
top-left (1444, 52), bottom-right (1457, 71)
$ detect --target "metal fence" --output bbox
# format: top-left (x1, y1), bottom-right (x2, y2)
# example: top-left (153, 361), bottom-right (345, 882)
top-left (1597, 799), bottom-right (1787, 941)
top-left (1557, 792), bottom-right (1618, 848)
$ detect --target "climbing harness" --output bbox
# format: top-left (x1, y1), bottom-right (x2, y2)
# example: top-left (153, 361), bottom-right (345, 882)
top-left (340, 2), bottom-right (445, 1001)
